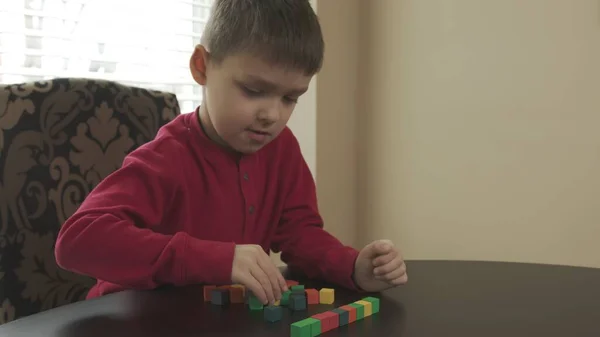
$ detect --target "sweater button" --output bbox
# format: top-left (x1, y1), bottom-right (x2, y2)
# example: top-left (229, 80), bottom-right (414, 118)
top-left (243, 172), bottom-right (249, 180)
top-left (249, 205), bottom-right (255, 214)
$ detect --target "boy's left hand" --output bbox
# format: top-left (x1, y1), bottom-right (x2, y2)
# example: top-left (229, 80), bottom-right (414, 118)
top-left (353, 239), bottom-right (408, 292)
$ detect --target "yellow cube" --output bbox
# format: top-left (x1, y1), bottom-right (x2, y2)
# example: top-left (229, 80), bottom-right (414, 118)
top-left (274, 300), bottom-right (281, 306)
top-left (355, 300), bottom-right (372, 316)
top-left (319, 288), bottom-right (335, 304)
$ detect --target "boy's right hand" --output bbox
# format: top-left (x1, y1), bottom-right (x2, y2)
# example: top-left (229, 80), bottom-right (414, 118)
top-left (231, 244), bottom-right (288, 305)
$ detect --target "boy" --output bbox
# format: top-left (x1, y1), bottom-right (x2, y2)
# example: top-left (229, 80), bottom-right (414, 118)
top-left (55, 0), bottom-right (407, 305)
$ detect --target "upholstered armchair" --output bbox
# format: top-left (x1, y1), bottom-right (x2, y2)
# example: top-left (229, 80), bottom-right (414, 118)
top-left (0, 78), bottom-right (181, 323)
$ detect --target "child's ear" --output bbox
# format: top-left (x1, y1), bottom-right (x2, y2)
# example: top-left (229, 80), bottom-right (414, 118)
top-left (190, 45), bottom-right (210, 85)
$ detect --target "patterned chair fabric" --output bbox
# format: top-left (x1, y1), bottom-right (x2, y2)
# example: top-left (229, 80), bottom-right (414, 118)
top-left (0, 78), bottom-right (181, 324)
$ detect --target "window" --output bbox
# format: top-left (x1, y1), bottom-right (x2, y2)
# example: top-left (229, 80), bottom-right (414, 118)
top-left (0, 0), bottom-right (213, 113)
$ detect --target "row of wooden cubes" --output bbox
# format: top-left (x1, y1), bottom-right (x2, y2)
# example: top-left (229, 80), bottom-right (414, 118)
top-left (291, 297), bottom-right (380, 337)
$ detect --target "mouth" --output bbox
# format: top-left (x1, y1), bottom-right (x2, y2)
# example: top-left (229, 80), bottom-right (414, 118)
top-left (246, 129), bottom-right (271, 142)
top-left (247, 129), bottom-right (271, 136)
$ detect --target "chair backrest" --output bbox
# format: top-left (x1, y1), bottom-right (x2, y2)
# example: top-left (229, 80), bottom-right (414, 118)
top-left (0, 78), bottom-right (181, 323)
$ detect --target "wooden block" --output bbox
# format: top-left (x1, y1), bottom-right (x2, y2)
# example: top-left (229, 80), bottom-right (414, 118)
top-left (348, 303), bottom-right (364, 320)
top-left (229, 286), bottom-right (245, 303)
top-left (355, 300), bottom-right (372, 317)
top-left (281, 290), bottom-right (291, 306)
top-left (322, 311), bottom-right (339, 330)
top-left (203, 285), bottom-right (216, 301)
top-left (248, 295), bottom-right (264, 310)
top-left (362, 296), bottom-right (380, 314)
top-left (286, 279), bottom-right (299, 287)
top-left (231, 284), bottom-right (246, 296)
top-left (291, 285), bottom-right (305, 292)
top-left (289, 293), bottom-right (307, 311)
top-left (319, 288), bottom-right (335, 304)
top-left (264, 305), bottom-right (282, 322)
top-left (332, 308), bottom-right (349, 326)
top-left (273, 300), bottom-right (280, 306)
top-left (311, 313), bottom-right (331, 333)
top-left (340, 305), bottom-right (357, 323)
top-left (210, 289), bottom-right (229, 305)
top-left (291, 318), bottom-right (315, 337)
top-left (311, 311), bottom-right (337, 333)
top-left (305, 289), bottom-right (319, 305)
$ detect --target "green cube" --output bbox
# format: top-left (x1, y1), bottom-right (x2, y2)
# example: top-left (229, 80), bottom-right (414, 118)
top-left (291, 285), bottom-right (305, 292)
top-left (248, 295), bottom-right (264, 310)
top-left (306, 317), bottom-right (321, 337)
top-left (348, 303), bottom-right (364, 320)
top-left (291, 318), bottom-right (315, 337)
top-left (362, 296), bottom-right (380, 314)
top-left (281, 290), bottom-right (291, 306)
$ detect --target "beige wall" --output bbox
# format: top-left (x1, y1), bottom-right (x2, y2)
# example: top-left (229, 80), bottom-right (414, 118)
top-left (316, 0), bottom-right (600, 268)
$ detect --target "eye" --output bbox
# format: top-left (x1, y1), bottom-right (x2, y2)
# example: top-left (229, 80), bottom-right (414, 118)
top-left (241, 85), bottom-right (262, 97)
top-left (283, 96), bottom-right (298, 104)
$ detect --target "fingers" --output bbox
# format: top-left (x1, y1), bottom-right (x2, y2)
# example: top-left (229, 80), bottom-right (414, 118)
top-left (240, 273), bottom-right (269, 305)
top-left (256, 253), bottom-right (284, 303)
top-left (390, 272), bottom-right (408, 285)
top-left (374, 254), bottom-right (404, 276)
top-left (372, 250), bottom-right (398, 267)
top-left (250, 264), bottom-right (276, 304)
top-left (374, 239), bottom-right (394, 254)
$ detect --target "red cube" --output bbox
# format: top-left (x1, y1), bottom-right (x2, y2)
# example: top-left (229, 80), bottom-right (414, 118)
top-left (305, 289), bottom-right (319, 305)
top-left (340, 305), bottom-right (357, 323)
top-left (285, 279), bottom-right (299, 287)
top-left (312, 311), bottom-right (339, 332)
top-left (322, 311), bottom-right (339, 329)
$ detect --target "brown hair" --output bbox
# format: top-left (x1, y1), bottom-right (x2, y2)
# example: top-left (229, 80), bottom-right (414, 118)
top-left (201, 0), bottom-right (324, 75)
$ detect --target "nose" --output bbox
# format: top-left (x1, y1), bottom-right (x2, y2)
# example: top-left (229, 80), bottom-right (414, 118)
top-left (256, 100), bottom-right (281, 125)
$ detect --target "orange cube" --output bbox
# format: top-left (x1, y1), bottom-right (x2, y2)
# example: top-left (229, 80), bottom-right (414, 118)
top-left (229, 286), bottom-right (245, 303)
top-left (305, 289), bottom-right (319, 305)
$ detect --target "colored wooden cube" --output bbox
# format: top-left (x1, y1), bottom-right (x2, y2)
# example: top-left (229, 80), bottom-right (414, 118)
top-left (248, 295), bottom-right (264, 310)
top-left (311, 311), bottom-right (337, 333)
top-left (273, 300), bottom-right (280, 306)
top-left (348, 303), bottom-right (364, 320)
top-left (332, 308), bottom-right (350, 326)
top-left (319, 288), bottom-right (334, 304)
top-left (264, 305), bottom-right (283, 322)
top-left (286, 279), bottom-right (299, 287)
top-left (323, 311), bottom-right (339, 329)
top-left (305, 289), bottom-right (319, 305)
top-left (211, 289), bottom-right (229, 305)
top-left (289, 293), bottom-right (307, 311)
top-left (355, 300), bottom-right (372, 317)
top-left (291, 318), bottom-right (317, 337)
top-left (340, 305), bottom-right (357, 323)
top-left (229, 286), bottom-right (245, 303)
top-left (291, 285), bottom-right (305, 295)
top-left (203, 285), bottom-right (216, 301)
top-left (311, 313), bottom-right (330, 333)
top-left (231, 284), bottom-right (246, 295)
top-left (362, 296), bottom-right (380, 314)
top-left (281, 290), bottom-right (291, 306)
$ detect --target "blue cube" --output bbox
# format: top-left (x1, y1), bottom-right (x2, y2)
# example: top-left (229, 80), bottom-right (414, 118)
top-left (289, 293), bottom-right (307, 311)
top-left (264, 305), bottom-right (283, 322)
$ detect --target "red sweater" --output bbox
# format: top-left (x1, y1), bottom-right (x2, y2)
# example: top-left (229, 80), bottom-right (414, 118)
top-left (55, 110), bottom-right (359, 299)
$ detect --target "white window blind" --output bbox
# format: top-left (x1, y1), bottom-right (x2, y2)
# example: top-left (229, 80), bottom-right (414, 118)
top-left (0, 0), bottom-right (214, 113)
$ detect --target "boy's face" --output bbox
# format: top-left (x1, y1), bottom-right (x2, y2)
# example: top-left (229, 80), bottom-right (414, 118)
top-left (190, 45), bottom-right (313, 154)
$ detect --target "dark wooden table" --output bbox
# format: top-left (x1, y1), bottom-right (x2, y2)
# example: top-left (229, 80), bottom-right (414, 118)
top-left (0, 260), bottom-right (599, 337)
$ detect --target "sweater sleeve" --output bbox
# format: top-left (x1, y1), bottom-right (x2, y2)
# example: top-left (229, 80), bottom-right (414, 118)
top-left (270, 130), bottom-right (360, 290)
top-left (54, 141), bottom-right (235, 289)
